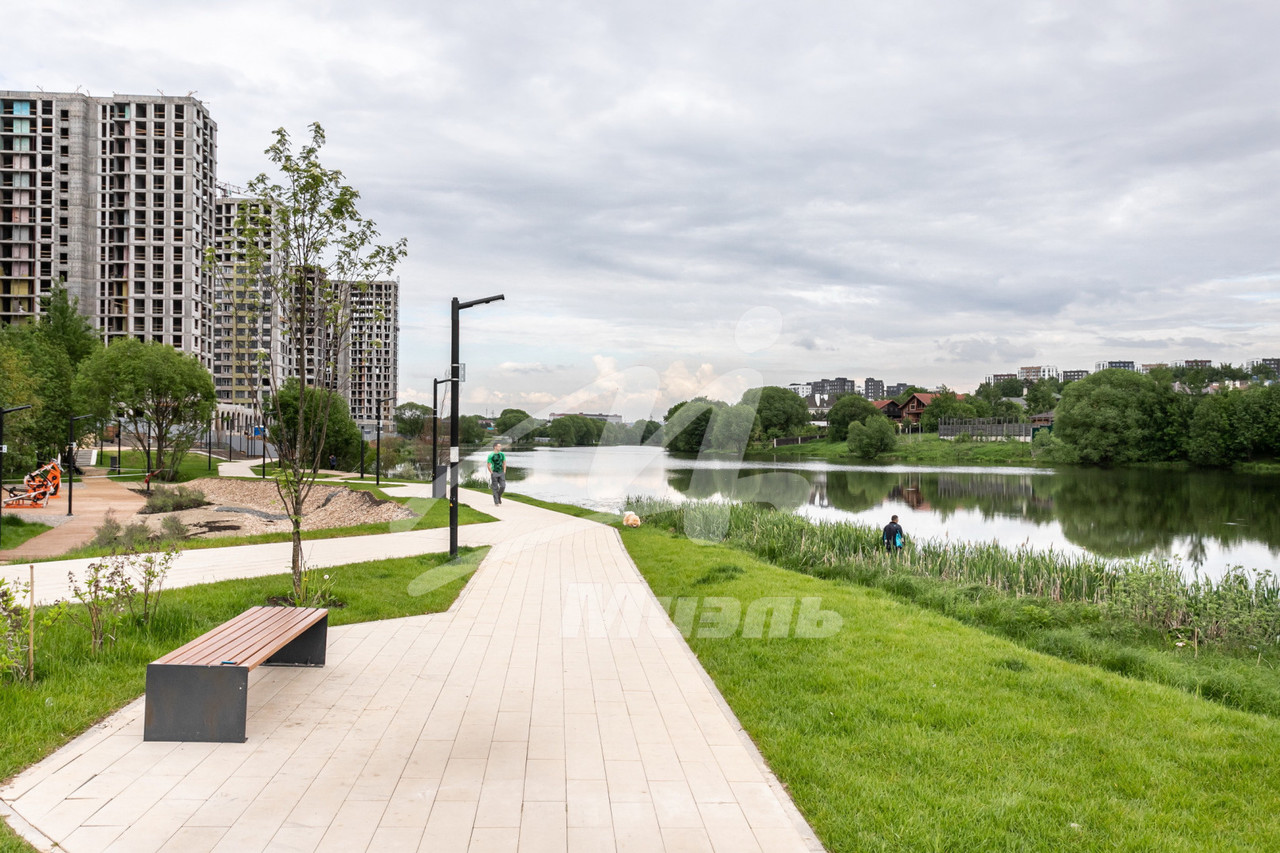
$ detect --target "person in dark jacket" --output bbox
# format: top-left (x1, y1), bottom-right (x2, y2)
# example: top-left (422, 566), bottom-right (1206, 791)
top-left (883, 514), bottom-right (904, 553)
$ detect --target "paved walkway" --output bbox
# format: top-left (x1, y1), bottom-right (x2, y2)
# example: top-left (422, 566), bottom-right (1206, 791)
top-left (0, 469), bottom-right (148, 563)
top-left (0, 463), bottom-right (825, 852)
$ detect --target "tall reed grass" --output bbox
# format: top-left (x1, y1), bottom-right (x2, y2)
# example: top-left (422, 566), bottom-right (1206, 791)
top-left (628, 497), bottom-right (1280, 648)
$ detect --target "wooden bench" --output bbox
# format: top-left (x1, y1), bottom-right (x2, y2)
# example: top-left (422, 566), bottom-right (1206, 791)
top-left (144, 606), bottom-right (328, 743)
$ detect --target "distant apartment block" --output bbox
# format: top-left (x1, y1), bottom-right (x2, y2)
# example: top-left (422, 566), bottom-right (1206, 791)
top-left (0, 91), bottom-right (217, 364)
top-left (1138, 363), bottom-right (1167, 374)
top-left (1062, 369), bottom-right (1090, 383)
top-left (885, 382), bottom-right (910, 399)
top-left (985, 372), bottom-right (1018, 385)
top-left (787, 382), bottom-right (812, 397)
top-left (863, 377), bottom-right (884, 400)
top-left (344, 278), bottom-right (399, 431)
top-left (1174, 359), bottom-right (1213, 370)
top-left (1249, 357), bottom-right (1280, 376)
top-left (550, 412), bottom-right (622, 424)
top-left (1017, 365), bottom-right (1059, 383)
top-left (1095, 360), bottom-right (1135, 372)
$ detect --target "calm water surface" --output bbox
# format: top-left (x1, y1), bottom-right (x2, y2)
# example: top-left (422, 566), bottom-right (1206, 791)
top-left (465, 445), bottom-right (1280, 579)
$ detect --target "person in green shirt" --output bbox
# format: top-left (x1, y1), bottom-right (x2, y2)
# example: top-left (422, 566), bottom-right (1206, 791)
top-left (486, 441), bottom-right (506, 505)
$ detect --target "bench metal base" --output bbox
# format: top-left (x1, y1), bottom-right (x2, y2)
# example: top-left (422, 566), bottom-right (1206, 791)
top-left (144, 617), bottom-right (328, 743)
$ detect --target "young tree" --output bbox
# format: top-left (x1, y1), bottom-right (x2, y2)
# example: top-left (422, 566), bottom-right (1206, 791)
top-left (826, 393), bottom-right (880, 439)
top-left (221, 124), bottom-right (406, 599)
top-left (847, 415), bottom-right (896, 459)
top-left (740, 386), bottom-right (808, 437)
top-left (73, 339), bottom-right (216, 479)
top-left (393, 402), bottom-right (432, 439)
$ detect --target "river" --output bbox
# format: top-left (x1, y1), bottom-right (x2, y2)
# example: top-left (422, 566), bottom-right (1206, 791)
top-left (463, 445), bottom-right (1280, 579)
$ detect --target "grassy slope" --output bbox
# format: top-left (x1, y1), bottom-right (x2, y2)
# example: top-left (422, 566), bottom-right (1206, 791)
top-left (0, 519), bottom-right (51, 552)
top-left (622, 525), bottom-right (1280, 852)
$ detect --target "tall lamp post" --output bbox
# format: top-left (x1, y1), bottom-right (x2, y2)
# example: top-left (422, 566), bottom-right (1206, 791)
top-left (450, 294), bottom-right (505, 557)
top-left (0, 404), bottom-right (34, 547)
top-left (432, 377), bottom-right (447, 499)
top-left (375, 397), bottom-right (393, 486)
top-left (67, 414), bottom-right (94, 517)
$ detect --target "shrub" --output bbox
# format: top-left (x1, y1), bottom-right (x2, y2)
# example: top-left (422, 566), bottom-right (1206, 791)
top-left (142, 485), bottom-right (206, 514)
top-left (160, 515), bottom-right (188, 543)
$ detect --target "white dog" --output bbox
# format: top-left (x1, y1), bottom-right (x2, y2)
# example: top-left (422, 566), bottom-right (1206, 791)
top-left (622, 511), bottom-right (642, 528)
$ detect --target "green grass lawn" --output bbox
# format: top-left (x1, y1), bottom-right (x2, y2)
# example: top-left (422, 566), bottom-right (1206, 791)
top-left (0, 547), bottom-right (486, 851)
top-left (621, 525), bottom-right (1280, 852)
top-left (0, 517), bottom-right (51, 552)
top-left (105, 449), bottom-right (222, 484)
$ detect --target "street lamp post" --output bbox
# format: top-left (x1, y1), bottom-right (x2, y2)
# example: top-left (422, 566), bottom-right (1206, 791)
top-left (432, 377), bottom-right (447, 499)
top-left (67, 413), bottom-right (94, 517)
top-left (375, 397), bottom-right (392, 486)
top-left (450, 294), bottom-right (505, 558)
top-left (0, 404), bottom-right (34, 547)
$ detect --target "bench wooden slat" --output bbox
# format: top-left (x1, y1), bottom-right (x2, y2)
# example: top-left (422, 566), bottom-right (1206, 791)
top-left (155, 606), bottom-right (328, 669)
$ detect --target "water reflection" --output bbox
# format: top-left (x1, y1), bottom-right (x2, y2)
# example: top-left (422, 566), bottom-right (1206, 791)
top-left (464, 446), bottom-right (1280, 578)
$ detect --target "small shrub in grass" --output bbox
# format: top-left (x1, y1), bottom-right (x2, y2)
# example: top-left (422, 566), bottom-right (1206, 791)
top-left (142, 485), bottom-right (206, 514)
top-left (0, 577), bottom-right (34, 681)
top-left (159, 515), bottom-right (188, 543)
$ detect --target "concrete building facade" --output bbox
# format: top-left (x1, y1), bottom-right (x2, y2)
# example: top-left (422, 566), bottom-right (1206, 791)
top-left (0, 91), bottom-right (217, 364)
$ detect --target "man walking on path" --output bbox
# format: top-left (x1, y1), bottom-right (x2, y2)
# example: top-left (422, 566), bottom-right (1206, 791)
top-left (883, 513), bottom-right (904, 554)
top-left (487, 441), bottom-right (506, 505)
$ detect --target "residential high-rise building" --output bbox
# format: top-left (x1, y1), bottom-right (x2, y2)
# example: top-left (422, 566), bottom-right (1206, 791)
top-left (1017, 365), bottom-right (1059, 383)
top-left (1095, 360), bottom-right (1135, 372)
top-left (863, 377), bottom-right (885, 400)
top-left (1062, 369), bottom-right (1090, 383)
top-left (212, 195), bottom-right (280, 415)
top-left (344, 279), bottom-right (399, 431)
top-left (0, 91), bottom-right (217, 363)
top-left (885, 382), bottom-right (910, 399)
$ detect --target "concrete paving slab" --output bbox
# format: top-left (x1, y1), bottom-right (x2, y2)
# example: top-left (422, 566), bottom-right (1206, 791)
top-left (1, 465), bottom-right (825, 852)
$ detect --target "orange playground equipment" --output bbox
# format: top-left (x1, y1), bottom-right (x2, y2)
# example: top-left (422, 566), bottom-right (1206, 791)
top-left (2, 460), bottom-right (61, 509)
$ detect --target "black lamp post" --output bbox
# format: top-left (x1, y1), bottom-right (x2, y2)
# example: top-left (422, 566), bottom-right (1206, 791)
top-left (450, 294), bottom-right (505, 557)
top-left (67, 413), bottom-right (94, 517)
top-left (0, 404), bottom-right (34, 547)
top-left (375, 397), bottom-right (393, 486)
top-left (432, 377), bottom-right (447, 498)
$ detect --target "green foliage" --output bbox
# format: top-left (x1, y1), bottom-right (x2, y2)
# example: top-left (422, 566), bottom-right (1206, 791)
top-left (548, 414), bottom-right (602, 446)
top-left (89, 511), bottom-right (153, 553)
top-left (73, 338), bottom-right (216, 479)
top-left (919, 390), bottom-right (978, 432)
top-left (38, 284), bottom-right (102, 368)
top-left (740, 386), bottom-right (808, 437)
top-left (663, 398), bottom-right (721, 453)
top-left (1024, 377), bottom-right (1060, 413)
top-left (892, 385), bottom-right (928, 404)
top-left (1055, 369), bottom-right (1182, 466)
top-left (141, 485), bottom-right (207, 514)
top-left (267, 379), bottom-right (364, 469)
top-left (847, 415), bottom-right (896, 459)
top-left (0, 577), bottom-right (35, 682)
top-left (0, 336), bottom-right (40, 479)
top-left (707, 403), bottom-right (758, 455)
top-left (393, 402), bottom-right (432, 439)
top-left (458, 414), bottom-right (488, 445)
top-left (825, 393), bottom-right (879, 439)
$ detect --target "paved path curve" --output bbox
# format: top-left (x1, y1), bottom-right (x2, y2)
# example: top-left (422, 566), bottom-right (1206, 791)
top-left (0, 461), bottom-right (825, 852)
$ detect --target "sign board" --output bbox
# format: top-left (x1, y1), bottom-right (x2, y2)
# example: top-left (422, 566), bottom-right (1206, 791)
top-left (450, 447), bottom-right (460, 463)
top-left (0, 445), bottom-right (6, 453)
top-left (253, 426), bottom-right (264, 437)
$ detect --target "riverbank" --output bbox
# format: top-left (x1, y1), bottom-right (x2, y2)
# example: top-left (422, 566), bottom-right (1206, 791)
top-left (756, 433), bottom-right (1043, 465)
top-left (619, 521), bottom-right (1280, 851)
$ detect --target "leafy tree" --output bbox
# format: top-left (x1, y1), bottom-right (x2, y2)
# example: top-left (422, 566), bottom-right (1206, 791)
top-left (73, 339), bottom-right (216, 479)
top-left (663, 398), bottom-right (723, 454)
top-left (268, 380), bottom-right (364, 469)
top-left (637, 419), bottom-right (662, 444)
top-left (847, 416), bottom-right (896, 459)
top-left (826, 394), bottom-right (880, 440)
top-left (919, 392), bottom-right (978, 432)
top-left (0, 338), bottom-right (39, 479)
top-left (740, 386), bottom-right (808, 438)
top-left (393, 402), bottom-right (432, 440)
top-left (706, 404), bottom-right (758, 455)
top-left (548, 414), bottom-right (600, 446)
top-left (38, 285), bottom-right (101, 368)
top-left (1186, 392), bottom-right (1238, 467)
top-left (216, 123), bottom-right (406, 599)
top-left (459, 415), bottom-right (487, 445)
top-left (1055, 370), bottom-right (1184, 466)
top-left (1025, 379), bottom-right (1059, 414)
top-left (492, 408), bottom-right (541, 444)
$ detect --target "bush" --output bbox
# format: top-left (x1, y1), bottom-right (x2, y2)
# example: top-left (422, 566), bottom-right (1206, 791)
top-left (142, 485), bottom-right (206, 514)
top-left (90, 510), bottom-right (156, 553)
top-left (847, 416), bottom-right (896, 459)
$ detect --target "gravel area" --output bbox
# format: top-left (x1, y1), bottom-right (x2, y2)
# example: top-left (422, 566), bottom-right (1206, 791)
top-left (138, 477), bottom-right (415, 539)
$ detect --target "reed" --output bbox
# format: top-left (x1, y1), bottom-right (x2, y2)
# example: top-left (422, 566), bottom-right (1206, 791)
top-left (627, 496), bottom-right (1280, 648)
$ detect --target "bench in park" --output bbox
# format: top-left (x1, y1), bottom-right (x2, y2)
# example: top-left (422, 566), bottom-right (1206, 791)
top-left (144, 605), bottom-right (328, 743)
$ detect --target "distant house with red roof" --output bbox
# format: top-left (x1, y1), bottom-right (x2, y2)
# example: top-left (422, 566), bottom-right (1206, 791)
top-left (872, 399), bottom-right (902, 421)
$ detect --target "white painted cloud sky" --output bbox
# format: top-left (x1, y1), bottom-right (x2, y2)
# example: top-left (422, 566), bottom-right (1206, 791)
top-left (7, 0), bottom-right (1280, 419)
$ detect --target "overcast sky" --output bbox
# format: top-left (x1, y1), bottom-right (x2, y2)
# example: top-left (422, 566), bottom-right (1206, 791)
top-left (8, 1), bottom-right (1280, 419)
